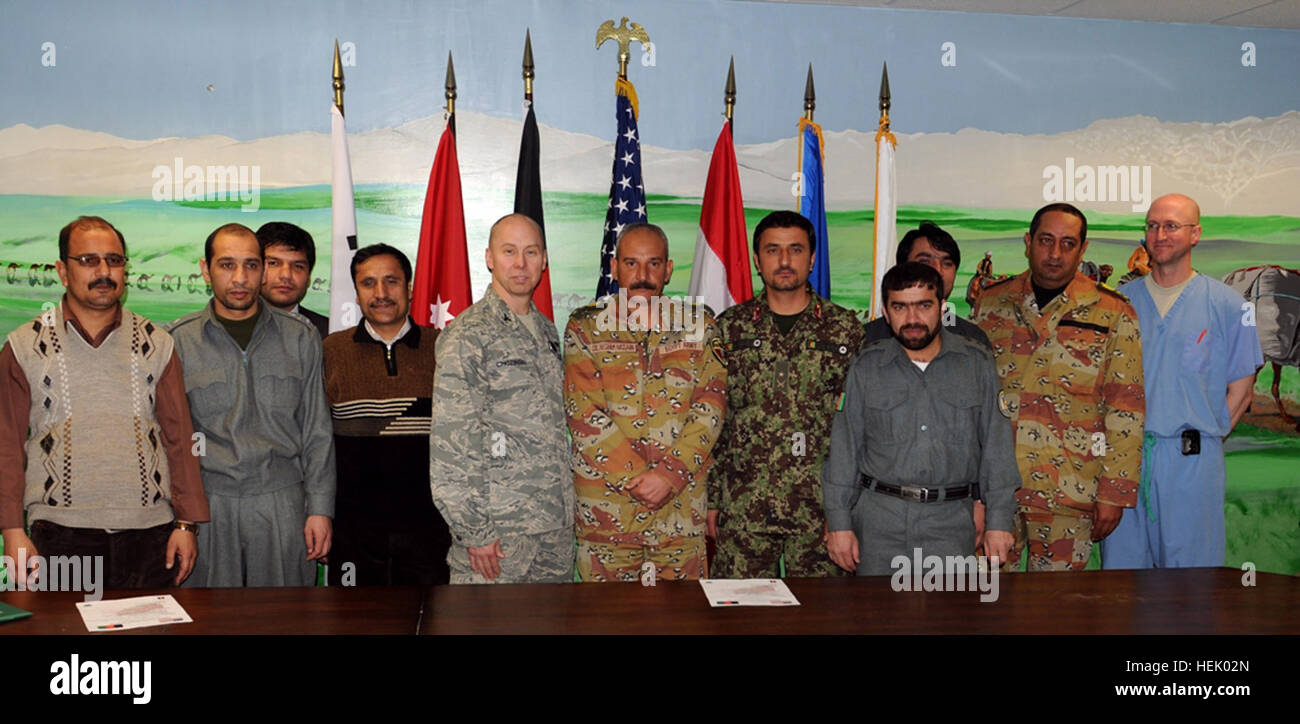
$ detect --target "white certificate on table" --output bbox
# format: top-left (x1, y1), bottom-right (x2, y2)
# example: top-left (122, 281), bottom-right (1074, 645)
top-left (699, 578), bottom-right (801, 607)
top-left (76, 594), bottom-right (193, 632)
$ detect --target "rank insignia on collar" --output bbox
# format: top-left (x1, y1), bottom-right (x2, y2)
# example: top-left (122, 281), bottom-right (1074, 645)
top-left (998, 390), bottom-right (1014, 418)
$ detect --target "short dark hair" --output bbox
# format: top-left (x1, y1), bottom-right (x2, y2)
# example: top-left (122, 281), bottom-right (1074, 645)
top-left (58, 216), bottom-right (126, 260)
top-left (897, 221), bottom-right (959, 268)
top-left (1029, 203), bottom-right (1088, 243)
top-left (752, 210), bottom-right (815, 255)
top-left (204, 223), bottom-right (258, 265)
top-left (256, 222), bottom-right (316, 270)
top-left (350, 243), bottom-right (412, 287)
top-left (882, 261), bottom-right (944, 306)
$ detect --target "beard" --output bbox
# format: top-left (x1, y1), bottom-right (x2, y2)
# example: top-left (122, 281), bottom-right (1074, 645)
top-left (893, 322), bottom-right (939, 350)
top-left (765, 267), bottom-right (805, 292)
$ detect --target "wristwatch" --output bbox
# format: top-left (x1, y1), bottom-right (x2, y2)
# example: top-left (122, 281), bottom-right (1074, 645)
top-left (174, 521), bottom-right (199, 535)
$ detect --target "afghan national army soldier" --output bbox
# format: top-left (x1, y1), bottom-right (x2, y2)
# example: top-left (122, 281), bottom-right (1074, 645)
top-left (971, 203), bottom-right (1146, 571)
top-left (564, 222), bottom-right (727, 582)
top-left (430, 214), bottom-right (574, 584)
top-left (709, 211), bottom-right (864, 578)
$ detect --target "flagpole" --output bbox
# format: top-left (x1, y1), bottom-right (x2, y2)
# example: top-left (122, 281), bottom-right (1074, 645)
top-left (869, 61), bottom-right (898, 319)
top-left (724, 56), bottom-right (736, 125)
top-left (333, 40), bottom-right (345, 115)
top-left (445, 51), bottom-right (457, 135)
top-left (328, 39), bottom-right (360, 333)
top-left (804, 63), bottom-right (815, 123)
top-left (594, 17), bottom-right (652, 299)
top-left (516, 28), bottom-right (555, 320)
top-left (523, 29), bottom-right (534, 102)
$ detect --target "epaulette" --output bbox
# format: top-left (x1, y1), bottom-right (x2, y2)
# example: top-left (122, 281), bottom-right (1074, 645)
top-left (983, 275), bottom-right (1016, 291)
top-left (1096, 282), bottom-right (1131, 303)
top-left (565, 301), bottom-right (605, 324)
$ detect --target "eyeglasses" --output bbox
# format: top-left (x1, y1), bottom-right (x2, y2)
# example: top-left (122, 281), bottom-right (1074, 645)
top-left (1144, 221), bottom-right (1197, 234)
top-left (67, 253), bottom-right (128, 268)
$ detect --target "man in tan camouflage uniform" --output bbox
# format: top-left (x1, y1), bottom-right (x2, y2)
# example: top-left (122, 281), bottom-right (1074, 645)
top-left (971, 202), bottom-right (1145, 571)
top-left (430, 214), bottom-right (574, 584)
top-left (709, 211), bottom-right (864, 578)
top-left (564, 223), bottom-right (727, 582)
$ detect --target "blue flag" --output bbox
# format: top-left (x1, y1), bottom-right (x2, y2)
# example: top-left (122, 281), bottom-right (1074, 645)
top-left (597, 80), bottom-right (648, 299)
top-left (799, 119), bottom-right (830, 298)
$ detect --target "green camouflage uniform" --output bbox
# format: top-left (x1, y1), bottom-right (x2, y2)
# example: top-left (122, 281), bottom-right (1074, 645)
top-left (971, 270), bottom-right (1145, 571)
top-left (710, 290), bottom-right (864, 578)
top-left (429, 286), bottom-right (575, 584)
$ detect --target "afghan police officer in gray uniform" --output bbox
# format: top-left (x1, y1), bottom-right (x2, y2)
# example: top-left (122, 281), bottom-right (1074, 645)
top-left (822, 263), bottom-right (1019, 575)
top-left (430, 214), bottom-right (574, 584)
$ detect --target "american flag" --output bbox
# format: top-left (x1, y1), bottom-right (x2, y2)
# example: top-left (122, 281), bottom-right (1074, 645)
top-left (596, 81), bottom-right (648, 298)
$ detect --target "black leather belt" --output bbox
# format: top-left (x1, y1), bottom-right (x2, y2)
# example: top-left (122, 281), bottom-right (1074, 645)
top-left (859, 474), bottom-right (976, 503)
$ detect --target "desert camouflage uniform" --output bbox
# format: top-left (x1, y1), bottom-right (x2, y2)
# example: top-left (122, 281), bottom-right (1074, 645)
top-left (563, 298), bottom-right (727, 582)
top-left (710, 289), bottom-right (863, 578)
top-left (971, 270), bottom-right (1145, 571)
top-left (430, 286), bottom-right (575, 584)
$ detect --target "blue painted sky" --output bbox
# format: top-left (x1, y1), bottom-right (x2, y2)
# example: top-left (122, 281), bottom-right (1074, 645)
top-left (2, 0), bottom-right (1298, 149)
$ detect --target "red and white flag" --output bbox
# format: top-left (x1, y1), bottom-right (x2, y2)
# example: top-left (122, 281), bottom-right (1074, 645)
top-left (687, 121), bottom-right (752, 313)
top-left (412, 117), bottom-right (472, 329)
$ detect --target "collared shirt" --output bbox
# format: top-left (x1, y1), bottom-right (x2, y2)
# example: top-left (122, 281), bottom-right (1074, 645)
top-left (430, 286), bottom-right (572, 547)
top-left (821, 328), bottom-right (1020, 534)
top-left (971, 270), bottom-right (1146, 512)
top-left (166, 301), bottom-right (335, 516)
top-left (563, 295), bottom-right (727, 545)
top-left (364, 318), bottom-right (413, 347)
top-left (0, 297), bottom-right (208, 529)
top-left (712, 289), bottom-right (864, 533)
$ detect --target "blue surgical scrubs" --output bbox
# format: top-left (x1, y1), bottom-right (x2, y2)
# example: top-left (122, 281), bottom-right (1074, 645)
top-left (1102, 274), bottom-right (1263, 568)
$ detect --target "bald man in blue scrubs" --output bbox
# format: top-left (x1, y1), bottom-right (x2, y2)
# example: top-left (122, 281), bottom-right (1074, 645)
top-left (1102, 194), bottom-right (1263, 569)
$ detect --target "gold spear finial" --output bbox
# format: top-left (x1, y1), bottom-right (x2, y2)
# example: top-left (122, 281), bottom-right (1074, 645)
top-left (445, 51), bottom-right (457, 115)
top-left (332, 39), bottom-right (345, 115)
top-left (724, 56), bottom-right (736, 122)
top-left (523, 29), bottom-right (535, 100)
top-left (803, 63), bottom-right (815, 122)
top-left (596, 17), bottom-right (651, 80)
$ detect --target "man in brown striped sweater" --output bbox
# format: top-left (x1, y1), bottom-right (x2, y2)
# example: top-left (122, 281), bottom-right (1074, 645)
top-left (322, 244), bottom-right (450, 585)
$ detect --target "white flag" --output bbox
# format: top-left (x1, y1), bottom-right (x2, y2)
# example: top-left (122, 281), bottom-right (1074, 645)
top-left (329, 104), bottom-right (359, 333)
top-left (869, 128), bottom-right (897, 319)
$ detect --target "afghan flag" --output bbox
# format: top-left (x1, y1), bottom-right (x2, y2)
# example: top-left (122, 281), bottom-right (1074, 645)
top-left (869, 114), bottom-right (898, 318)
top-left (514, 99), bottom-right (554, 320)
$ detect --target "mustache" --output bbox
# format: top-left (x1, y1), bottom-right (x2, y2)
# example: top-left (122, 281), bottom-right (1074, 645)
top-left (902, 324), bottom-right (929, 333)
top-left (629, 282), bottom-right (657, 291)
top-left (89, 278), bottom-right (117, 290)
top-left (369, 298), bottom-right (395, 306)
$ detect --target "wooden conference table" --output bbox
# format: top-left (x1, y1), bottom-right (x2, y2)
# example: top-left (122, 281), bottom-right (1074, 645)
top-left (2, 567), bottom-right (1296, 635)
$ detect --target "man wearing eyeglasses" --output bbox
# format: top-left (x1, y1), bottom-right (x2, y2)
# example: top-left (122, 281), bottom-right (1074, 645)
top-left (971, 203), bottom-right (1146, 571)
top-left (1, 216), bottom-right (210, 589)
top-left (1102, 194), bottom-right (1262, 569)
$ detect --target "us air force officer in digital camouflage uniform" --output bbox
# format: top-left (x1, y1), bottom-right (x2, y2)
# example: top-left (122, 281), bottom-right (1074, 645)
top-left (429, 214), bottom-right (574, 584)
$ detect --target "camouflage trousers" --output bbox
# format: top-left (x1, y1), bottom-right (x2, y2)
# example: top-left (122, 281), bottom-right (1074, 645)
top-left (576, 536), bottom-right (705, 583)
top-left (448, 528), bottom-right (574, 584)
top-left (712, 526), bottom-right (845, 579)
top-left (1004, 503), bottom-right (1094, 572)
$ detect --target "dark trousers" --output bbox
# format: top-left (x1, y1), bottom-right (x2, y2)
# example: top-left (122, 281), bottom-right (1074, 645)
top-left (328, 518), bottom-right (451, 586)
top-left (29, 520), bottom-right (175, 589)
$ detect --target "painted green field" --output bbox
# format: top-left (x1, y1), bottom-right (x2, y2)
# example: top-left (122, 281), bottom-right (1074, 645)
top-left (1, 189), bottom-right (1297, 584)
